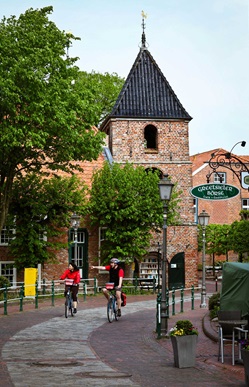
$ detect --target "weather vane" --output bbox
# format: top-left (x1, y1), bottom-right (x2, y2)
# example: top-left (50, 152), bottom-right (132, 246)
top-left (141, 10), bottom-right (148, 48)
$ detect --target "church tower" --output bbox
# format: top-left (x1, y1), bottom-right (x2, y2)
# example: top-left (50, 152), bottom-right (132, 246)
top-left (100, 17), bottom-right (198, 287)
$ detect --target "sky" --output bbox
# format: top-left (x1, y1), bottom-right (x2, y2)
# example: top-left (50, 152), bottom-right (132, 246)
top-left (1, 0), bottom-right (249, 156)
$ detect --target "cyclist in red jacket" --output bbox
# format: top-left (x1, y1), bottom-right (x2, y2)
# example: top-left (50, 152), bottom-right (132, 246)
top-left (60, 263), bottom-right (80, 314)
top-left (91, 258), bottom-right (124, 317)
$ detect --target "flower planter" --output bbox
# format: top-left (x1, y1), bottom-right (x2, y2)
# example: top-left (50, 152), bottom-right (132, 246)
top-left (171, 335), bottom-right (198, 368)
top-left (241, 349), bottom-right (249, 386)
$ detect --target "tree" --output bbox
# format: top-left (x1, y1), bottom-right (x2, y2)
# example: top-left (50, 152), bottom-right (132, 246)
top-left (8, 173), bottom-right (87, 269)
top-left (0, 6), bottom-right (108, 231)
top-left (75, 71), bottom-right (124, 125)
top-left (229, 220), bottom-right (249, 262)
top-left (199, 224), bottom-right (231, 275)
top-left (88, 162), bottom-right (181, 262)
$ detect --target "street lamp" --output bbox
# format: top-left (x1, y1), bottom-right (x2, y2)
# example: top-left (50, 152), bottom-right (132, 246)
top-left (70, 213), bottom-right (81, 265)
top-left (157, 242), bottom-right (161, 291)
top-left (158, 174), bottom-right (174, 335)
top-left (198, 209), bottom-right (210, 308)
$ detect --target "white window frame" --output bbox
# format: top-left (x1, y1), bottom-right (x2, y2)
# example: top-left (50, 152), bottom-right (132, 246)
top-left (242, 199), bottom-right (249, 210)
top-left (69, 228), bottom-right (85, 272)
top-left (213, 172), bottom-right (226, 184)
top-left (0, 261), bottom-right (17, 287)
top-left (0, 226), bottom-right (15, 246)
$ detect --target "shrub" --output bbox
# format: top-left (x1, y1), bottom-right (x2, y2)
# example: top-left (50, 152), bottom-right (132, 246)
top-left (208, 292), bottom-right (220, 319)
top-left (0, 276), bottom-right (11, 290)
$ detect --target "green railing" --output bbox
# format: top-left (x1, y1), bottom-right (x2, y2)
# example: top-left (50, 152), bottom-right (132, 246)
top-left (156, 285), bottom-right (199, 338)
top-left (0, 278), bottom-right (201, 317)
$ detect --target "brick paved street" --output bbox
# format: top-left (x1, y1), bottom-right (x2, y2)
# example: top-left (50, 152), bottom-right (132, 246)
top-left (0, 282), bottom-right (246, 386)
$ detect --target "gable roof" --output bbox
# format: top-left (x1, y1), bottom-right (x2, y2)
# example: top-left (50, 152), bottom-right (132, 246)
top-left (100, 46), bottom-right (192, 131)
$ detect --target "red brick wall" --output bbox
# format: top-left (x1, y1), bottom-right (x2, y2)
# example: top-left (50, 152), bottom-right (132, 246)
top-left (191, 151), bottom-right (249, 265)
top-left (1, 118), bottom-right (200, 287)
top-left (107, 118), bottom-right (198, 287)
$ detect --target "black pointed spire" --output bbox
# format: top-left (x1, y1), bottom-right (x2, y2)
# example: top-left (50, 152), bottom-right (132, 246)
top-left (99, 11), bottom-right (192, 131)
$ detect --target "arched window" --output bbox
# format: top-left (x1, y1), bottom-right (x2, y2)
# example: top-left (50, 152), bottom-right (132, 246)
top-left (145, 167), bottom-right (163, 179)
top-left (144, 125), bottom-right (157, 150)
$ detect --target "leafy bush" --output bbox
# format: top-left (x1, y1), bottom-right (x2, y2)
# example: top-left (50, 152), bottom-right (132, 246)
top-left (0, 276), bottom-right (11, 290)
top-left (208, 292), bottom-right (220, 319)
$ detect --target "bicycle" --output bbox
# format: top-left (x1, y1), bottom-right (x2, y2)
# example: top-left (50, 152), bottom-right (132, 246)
top-left (64, 279), bottom-right (74, 318)
top-left (105, 283), bottom-right (119, 323)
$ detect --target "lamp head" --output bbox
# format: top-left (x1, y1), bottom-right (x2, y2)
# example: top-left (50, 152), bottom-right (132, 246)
top-left (198, 210), bottom-right (210, 227)
top-left (158, 174), bottom-right (174, 202)
top-left (70, 213), bottom-right (80, 229)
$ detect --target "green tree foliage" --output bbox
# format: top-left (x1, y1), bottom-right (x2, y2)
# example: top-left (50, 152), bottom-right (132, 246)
top-left (88, 162), bottom-right (181, 262)
top-left (198, 224), bottom-right (231, 272)
top-left (229, 220), bottom-right (249, 262)
top-left (0, 6), bottom-right (109, 230)
top-left (0, 275), bottom-right (11, 290)
top-left (8, 173), bottom-right (87, 269)
top-left (75, 71), bottom-right (124, 125)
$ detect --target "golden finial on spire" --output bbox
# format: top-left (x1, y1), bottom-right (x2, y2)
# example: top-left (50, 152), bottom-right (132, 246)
top-left (141, 10), bottom-right (147, 19)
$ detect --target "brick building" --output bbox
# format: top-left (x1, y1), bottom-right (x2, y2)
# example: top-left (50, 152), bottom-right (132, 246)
top-left (191, 148), bottom-right (249, 264)
top-left (1, 29), bottom-right (198, 288)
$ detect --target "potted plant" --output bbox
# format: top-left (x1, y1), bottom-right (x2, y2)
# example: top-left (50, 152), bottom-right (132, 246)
top-left (240, 338), bottom-right (249, 386)
top-left (169, 320), bottom-right (198, 368)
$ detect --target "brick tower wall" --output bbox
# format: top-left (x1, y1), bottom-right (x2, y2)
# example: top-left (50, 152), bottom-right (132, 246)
top-left (107, 118), bottom-right (198, 286)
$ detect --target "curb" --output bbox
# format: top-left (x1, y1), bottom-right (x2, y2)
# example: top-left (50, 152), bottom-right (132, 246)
top-left (202, 311), bottom-right (218, 342)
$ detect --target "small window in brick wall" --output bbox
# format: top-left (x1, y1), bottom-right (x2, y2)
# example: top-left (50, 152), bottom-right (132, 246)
top-left (213, 172), bottom-right (226, 184)
top-left (242, 199), bottom-right (249, 210)
top-left (144, 125), bottom-right (157, 150)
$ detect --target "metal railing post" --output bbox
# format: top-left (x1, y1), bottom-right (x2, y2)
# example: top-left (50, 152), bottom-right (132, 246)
top-left (20, 283), bottom-right (24, 312)
top-left (180, 286), bottom-right (184, 313)
top-left (4, 285), bottom-right (8, 315)
top-left (166, 288), bottom-right (169, 318)
top-left (191, 285), bottom-right (195, 310)
top-left (94, 277), bottom-right (97, 295)
top-left (156, 293), bottom-right (161, 338)
top-left (172, 288), bottom-right (175, 315)
top-left (51, 280), bottom-right (55, 306)
top-left (83, 282), bottom-right (86, 301)
top-left (35, 281), bottom-right (38, 309)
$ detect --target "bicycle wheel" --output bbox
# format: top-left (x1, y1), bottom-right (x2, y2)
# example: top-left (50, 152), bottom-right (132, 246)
top-left (107, 297), bottom-right (115, 323)
top-left (114, 298), bottom-right (119, 321)
top-left (70, 297), bottom-right (74, 317)
top-left (65, 294), bottom-right (69, 318)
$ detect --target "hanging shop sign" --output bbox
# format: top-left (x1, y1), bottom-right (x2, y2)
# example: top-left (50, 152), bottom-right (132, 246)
top-left (190, 184), bottom-right (240, 201)
top-left (241, 172), bottom-right (249, 189)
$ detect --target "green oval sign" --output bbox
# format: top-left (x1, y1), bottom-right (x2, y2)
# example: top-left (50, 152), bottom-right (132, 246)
top-left (191, 184), bottom-right (240, 201)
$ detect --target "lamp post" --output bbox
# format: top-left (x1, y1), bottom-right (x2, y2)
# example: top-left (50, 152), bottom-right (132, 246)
top-left (198, 209), bottom-right (210, 308)
top-left (157, 242), bottom-right (161, 291)
top-left (158, 174), bottom-right (174, 335)
top-left (70, 213), bottom-right (81, 265)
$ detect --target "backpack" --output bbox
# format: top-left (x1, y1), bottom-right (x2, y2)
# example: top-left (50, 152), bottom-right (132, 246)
top-left (121, 292), bottom-right (127, 307)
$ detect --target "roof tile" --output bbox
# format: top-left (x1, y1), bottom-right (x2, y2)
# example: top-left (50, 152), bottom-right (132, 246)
top-left (108, 48), bottom-right (192, 121)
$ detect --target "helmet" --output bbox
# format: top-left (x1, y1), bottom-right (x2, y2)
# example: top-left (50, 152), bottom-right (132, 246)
top-left (110, 258), bottom-right (120, 264)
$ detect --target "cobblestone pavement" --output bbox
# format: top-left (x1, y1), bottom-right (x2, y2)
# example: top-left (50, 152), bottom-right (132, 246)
top-left (0, 283), bottom-right (246, 387)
